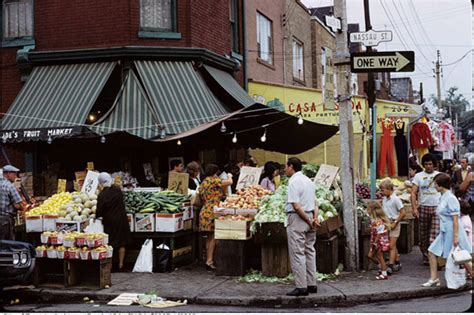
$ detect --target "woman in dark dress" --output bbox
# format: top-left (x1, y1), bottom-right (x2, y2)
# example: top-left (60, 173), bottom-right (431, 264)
top-left (97, 172), bottom-right (131, 271)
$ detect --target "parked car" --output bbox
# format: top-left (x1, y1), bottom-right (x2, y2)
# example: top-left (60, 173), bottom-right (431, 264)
top-left (0, 240), bottom-right (35, 287)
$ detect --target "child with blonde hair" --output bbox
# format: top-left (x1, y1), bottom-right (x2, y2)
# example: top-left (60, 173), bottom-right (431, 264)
top-left (367, 201), bottom-right (391, 280)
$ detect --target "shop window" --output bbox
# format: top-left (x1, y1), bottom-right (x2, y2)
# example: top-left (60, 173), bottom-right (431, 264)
top-left (1, 0), bottom-right (34, 46)
top-left (230, 0), bottom-right (240, 55)
top-left (256, 11), bottom-right (273, 65)
top-left (292, 39), bottom-right (304, 81)
top-left (139, 0), bottom-right (181, 39)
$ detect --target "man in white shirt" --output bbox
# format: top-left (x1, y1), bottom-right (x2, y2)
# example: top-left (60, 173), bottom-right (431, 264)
top-left (410, 153), bottom-right (441, 265)
top-left (285, 158), bottom-right (319, 296)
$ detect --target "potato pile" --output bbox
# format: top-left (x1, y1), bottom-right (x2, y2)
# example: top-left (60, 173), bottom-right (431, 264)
top-left (220, 185), bottom-right (270, 209)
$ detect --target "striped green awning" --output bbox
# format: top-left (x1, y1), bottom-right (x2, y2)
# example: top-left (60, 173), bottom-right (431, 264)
top-left (1, 62), bottom-right (116, 131)
top-left (92, 71), bottom-right (161, 140)
top-left (203, 65), bottom-right (256, 107)
top-left (135, 61), bottom-right (230, 135)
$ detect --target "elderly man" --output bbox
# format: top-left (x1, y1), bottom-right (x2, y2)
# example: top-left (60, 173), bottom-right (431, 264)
top-left (453, 158), bottom-right (470, 197)
top-left (285, 157), bottom-right (319, 296)
top-left (0, 165), bottom-right (24, 240)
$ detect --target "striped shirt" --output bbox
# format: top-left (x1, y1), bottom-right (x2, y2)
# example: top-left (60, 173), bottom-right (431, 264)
top-left (0, 178), bottom-right (22, 216)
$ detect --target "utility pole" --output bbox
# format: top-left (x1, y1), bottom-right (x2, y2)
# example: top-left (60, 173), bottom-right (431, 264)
top-left (334, 0), bottom-right (358, 271)
top-left (435, 50), bottom-right (444, 114)
top-left (363, 0), bottom-right (377, 199)
top-left (419, 82), bottom-right (424, 105)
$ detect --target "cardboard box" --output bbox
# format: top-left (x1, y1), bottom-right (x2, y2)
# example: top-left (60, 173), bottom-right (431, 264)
top-left (183, 219), bottom-right (193, 231)
top-left (155, 213), bottom-right (184, 233)
top-left (43, 215), bottom-right (59, 231)
top-left (127, 214), bottom-right (134, 232)
top-left (317, 215), bottom-right (343, 237)
top-left (214, 207), bottom-right (236, 216)
top-left (215, 220), bottom-right (251, 240)
top-left (26, 215), bottom-right (43, 232)
top-left (56, 219), bottom-right (89, 232)
top-left (135, 213), bottom-right (155, 232)
top-left (235, 208), bottom-right (258, 216)
top-left (181, 204), bottom-right (194, 220)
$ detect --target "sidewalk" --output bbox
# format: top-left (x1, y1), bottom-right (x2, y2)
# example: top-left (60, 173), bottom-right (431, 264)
top-left (10, 246), bottom-right (472, 308)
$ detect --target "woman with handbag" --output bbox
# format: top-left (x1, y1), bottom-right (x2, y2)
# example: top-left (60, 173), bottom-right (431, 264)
top-left (422, 173), bottom-right (472, 287)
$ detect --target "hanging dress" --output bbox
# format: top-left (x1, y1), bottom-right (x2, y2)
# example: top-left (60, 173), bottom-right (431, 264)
top-left (394, 121), bottom-right (408, 176)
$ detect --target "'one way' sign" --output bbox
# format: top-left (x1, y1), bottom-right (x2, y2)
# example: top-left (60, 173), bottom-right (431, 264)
top-left (350, 51), bottom-right (415, 73)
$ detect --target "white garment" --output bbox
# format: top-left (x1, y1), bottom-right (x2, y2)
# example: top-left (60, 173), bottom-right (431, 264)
top-left (427, 120), bottom-right (440, 146)
top-left (412, 171), bottom-right (441, 206)
top-left (219, 172), bottom-right (232, 196)
top-left (382, 192), bottom-right (404, 220)
top-left (286, 171), bottom-right (315, 213)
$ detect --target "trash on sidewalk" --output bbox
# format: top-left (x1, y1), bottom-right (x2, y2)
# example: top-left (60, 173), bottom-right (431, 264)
top-left (107, 293), bottom-right (140, 306)
top-left (107, 292), bottom-right (187, 309)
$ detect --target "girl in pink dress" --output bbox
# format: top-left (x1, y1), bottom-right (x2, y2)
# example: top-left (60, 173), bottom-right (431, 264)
top-left (367, 202), bottom-right (391, 280)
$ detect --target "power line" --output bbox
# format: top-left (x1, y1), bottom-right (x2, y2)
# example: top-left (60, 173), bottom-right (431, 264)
top-left (371, 7), bottom-right (467, 28)
top-left (440, 49), bottom-right (474, 67)
top-left (406, 0), bottom-right (437, 60)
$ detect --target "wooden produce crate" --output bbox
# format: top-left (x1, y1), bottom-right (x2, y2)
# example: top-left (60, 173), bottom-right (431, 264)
top-left (359, 233), bottom-right (373, 271)
top-left (33, 258), bottom-right (67, 287)
top-left (254, 222), bottom-right (287, 244)
top-left (316, 234), bottom-right (338, 274)
top-left (317, 216), bottom-right (343, 239)
top-left (215, 220), bottom-right (251, 240)
top-left (403, 204), bottom-right (414, 220)
top-left (65, 258), bottom-right (112, 289)
top-left (397, 220), bottom-right (414, 254)
top-left (215, 239), bottom-right (251, 276)
top-left (262, 242), bottom-right (291, 277)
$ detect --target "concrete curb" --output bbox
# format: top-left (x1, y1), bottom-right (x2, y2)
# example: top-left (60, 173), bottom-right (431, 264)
top-left (9, 283), bottom-right (472, 308)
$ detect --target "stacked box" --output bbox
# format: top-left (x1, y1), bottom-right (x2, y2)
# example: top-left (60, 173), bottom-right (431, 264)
top-left (215, 220), bottom-right (251, 240)
top-left (134, 214), bottom-right (155, 232)
top-left (155, 213), bottom-right (184, 233)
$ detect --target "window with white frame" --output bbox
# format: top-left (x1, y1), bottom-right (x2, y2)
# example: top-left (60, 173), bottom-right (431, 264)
top-left (2, 0), bottom-right (33, 39)
top-left (230, 0), bottom-right (240, 54)
top-left (140, 0), bottom-right (175, 32)
top-left (292, 39), bottom-right (304, 81)
top-left (256, 12), bottom-right (273, 64)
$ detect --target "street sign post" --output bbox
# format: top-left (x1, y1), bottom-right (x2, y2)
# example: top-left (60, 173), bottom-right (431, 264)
top-left (349, 29), bottom-right (392, 47)
top-left (350, 51), bottom-right (415, 73)
top-left (325, 15), bottom-right (341, 33)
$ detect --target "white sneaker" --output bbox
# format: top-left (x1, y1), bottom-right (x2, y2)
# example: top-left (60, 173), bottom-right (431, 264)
top-left (422, 278), bottom-right (440, 287)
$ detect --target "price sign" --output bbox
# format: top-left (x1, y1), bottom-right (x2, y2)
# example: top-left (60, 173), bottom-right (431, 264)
top-left (313, 164), bottom-right (339, 188)
top-left (87, 162), bottom-right (95, 171)
top-left (81, 171), bottom-right (100, 195)
top-left (57, 179), bottom-right (67, 193)
top-left (236, 166), bottom-right (262, 190)
top-left (168, 171), bottom-right (189, 195)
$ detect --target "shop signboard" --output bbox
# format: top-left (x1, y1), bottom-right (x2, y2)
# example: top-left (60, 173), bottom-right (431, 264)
top-left (314, 164), bottom-right (339, 188)
top-left (236, 166), bottom-right (263, 190)
top-left (168, 171), bottom-right (189, 195)
top-left (81, 171), bottom-right (100, 195)
top-left (57, 179), bottom-right (67, 193)
top-left (87, 162), bottom-right (95, 171)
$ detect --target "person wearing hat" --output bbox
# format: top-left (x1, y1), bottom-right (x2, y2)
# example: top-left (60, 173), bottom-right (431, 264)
top-left (96, 172), bottom-right (131, 272)
top-left (0, 165), bottom-right (24, 240)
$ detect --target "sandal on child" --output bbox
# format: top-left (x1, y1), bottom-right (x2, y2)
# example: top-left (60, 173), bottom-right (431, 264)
top-left (376, 274), bottom-right (388, 280)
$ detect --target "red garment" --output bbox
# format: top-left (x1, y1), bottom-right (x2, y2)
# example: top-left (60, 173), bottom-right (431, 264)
top-left (410, 122), bottom-right (433, 149)
top-left (370, 219), bottom-right (390, 252)
top-left (378, 122), bottom-right (395, 178)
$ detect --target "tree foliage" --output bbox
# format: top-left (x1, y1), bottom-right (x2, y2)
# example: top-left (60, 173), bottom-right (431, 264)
top-left (430, 87), bottom-right (469, 119)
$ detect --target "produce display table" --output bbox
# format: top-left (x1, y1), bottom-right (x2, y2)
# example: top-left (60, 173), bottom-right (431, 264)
top-left (215, 239), bottom-right (254, 276)
top-left (316, 235), bottom-right (338, 274)
top-left (128, 230), bottom-right (195, 270)
top-left (33, 258), bottom-right (112, 289)
top-left (397, 220), bottom-right (414, 254)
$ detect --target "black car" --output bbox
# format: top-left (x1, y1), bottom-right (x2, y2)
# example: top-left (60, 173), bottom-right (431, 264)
top-left (0, 240), bottom-right (36, 287)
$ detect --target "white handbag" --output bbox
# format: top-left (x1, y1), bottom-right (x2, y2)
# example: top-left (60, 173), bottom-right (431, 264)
top-left (451, 246), bottom-right (472, 265)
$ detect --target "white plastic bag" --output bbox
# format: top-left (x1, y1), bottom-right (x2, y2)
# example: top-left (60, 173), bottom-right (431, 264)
top-left (84, 218), bottom-right (104, 233)
top-left (445, 248), bottom-right (466, 289)
top-left (452, 246), bottom-right (471, 265)
top-left (133, 239), bottom-right (153, 273)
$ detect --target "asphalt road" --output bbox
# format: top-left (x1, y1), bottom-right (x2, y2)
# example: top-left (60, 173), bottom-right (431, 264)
top-left (3, 290), bottom-right (473, 313)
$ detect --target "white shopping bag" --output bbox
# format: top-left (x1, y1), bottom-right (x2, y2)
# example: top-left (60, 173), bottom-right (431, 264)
top-left (445, 248), bottom-right (467, 289)
top-left (133, 239), bottom-right (153, 273)
top-left (84, 218), bottom-right (104, 233)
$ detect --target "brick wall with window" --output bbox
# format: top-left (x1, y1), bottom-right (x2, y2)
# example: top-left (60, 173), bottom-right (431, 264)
top-left (311, 17), bottom-right (335, 90)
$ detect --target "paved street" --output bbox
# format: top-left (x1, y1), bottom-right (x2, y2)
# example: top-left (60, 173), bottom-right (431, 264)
top-left (3, 290), bottom-right (472, 313)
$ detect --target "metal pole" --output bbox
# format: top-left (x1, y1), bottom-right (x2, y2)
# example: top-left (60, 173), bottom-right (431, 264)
top-left (436, 50), bottom-right (443, 112)
top-left (334, 0), bottom-right (358, 271)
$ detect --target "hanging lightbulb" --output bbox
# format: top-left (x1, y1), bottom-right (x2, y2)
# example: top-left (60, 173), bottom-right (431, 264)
top-left (220, 122), bottom-right (227, 133)
top-left (101, 136), bottom-right (106, 144)
top-left (260, 129), bottom-right (267, 143)
top-left (232, 133), bottom-right (237, 143)
top-left (47, 136), bottom-right (52, 145)
top-left (297, 114), bottom-right (304, 125)
top-left (160, 128), bottom-right (166, 139)
top-left (177, 139), bottom-right (182, 146)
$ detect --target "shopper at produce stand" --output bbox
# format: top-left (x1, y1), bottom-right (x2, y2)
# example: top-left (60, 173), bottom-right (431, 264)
top-left (0, 165), bottom-right (24, 240)
top-left (380, 179), bottom-right (406, 274)
top-left (97, 172), bottom-right (131, 272)
top-left (259, 162), bottom-right (278, 192)
top-left (284, 157), bottom-right (318, 297)
top-left (160, 159), bottom-right (185, 189)
top-left (411, 153), bottom-right (441, 265)
top-left (186, 162), bottom-right (201, 191)
top-left (422, 173), bottom-right (472, 287)
top-left (199, 164), bottom-right (233, 270)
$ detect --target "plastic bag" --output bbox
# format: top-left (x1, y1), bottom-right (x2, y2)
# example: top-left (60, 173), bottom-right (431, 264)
top-left (153, 243), bottom-right (171, 273)
top-left (84, 218), bottom-right (104, 234)
top-left (445, 248), bottom-right (466, 289)
top-left (133, 239), bottom-right (153, 273)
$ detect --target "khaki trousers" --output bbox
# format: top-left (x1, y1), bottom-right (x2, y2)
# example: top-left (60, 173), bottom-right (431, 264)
top-left (287, 212), bottom-right (317, 288)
